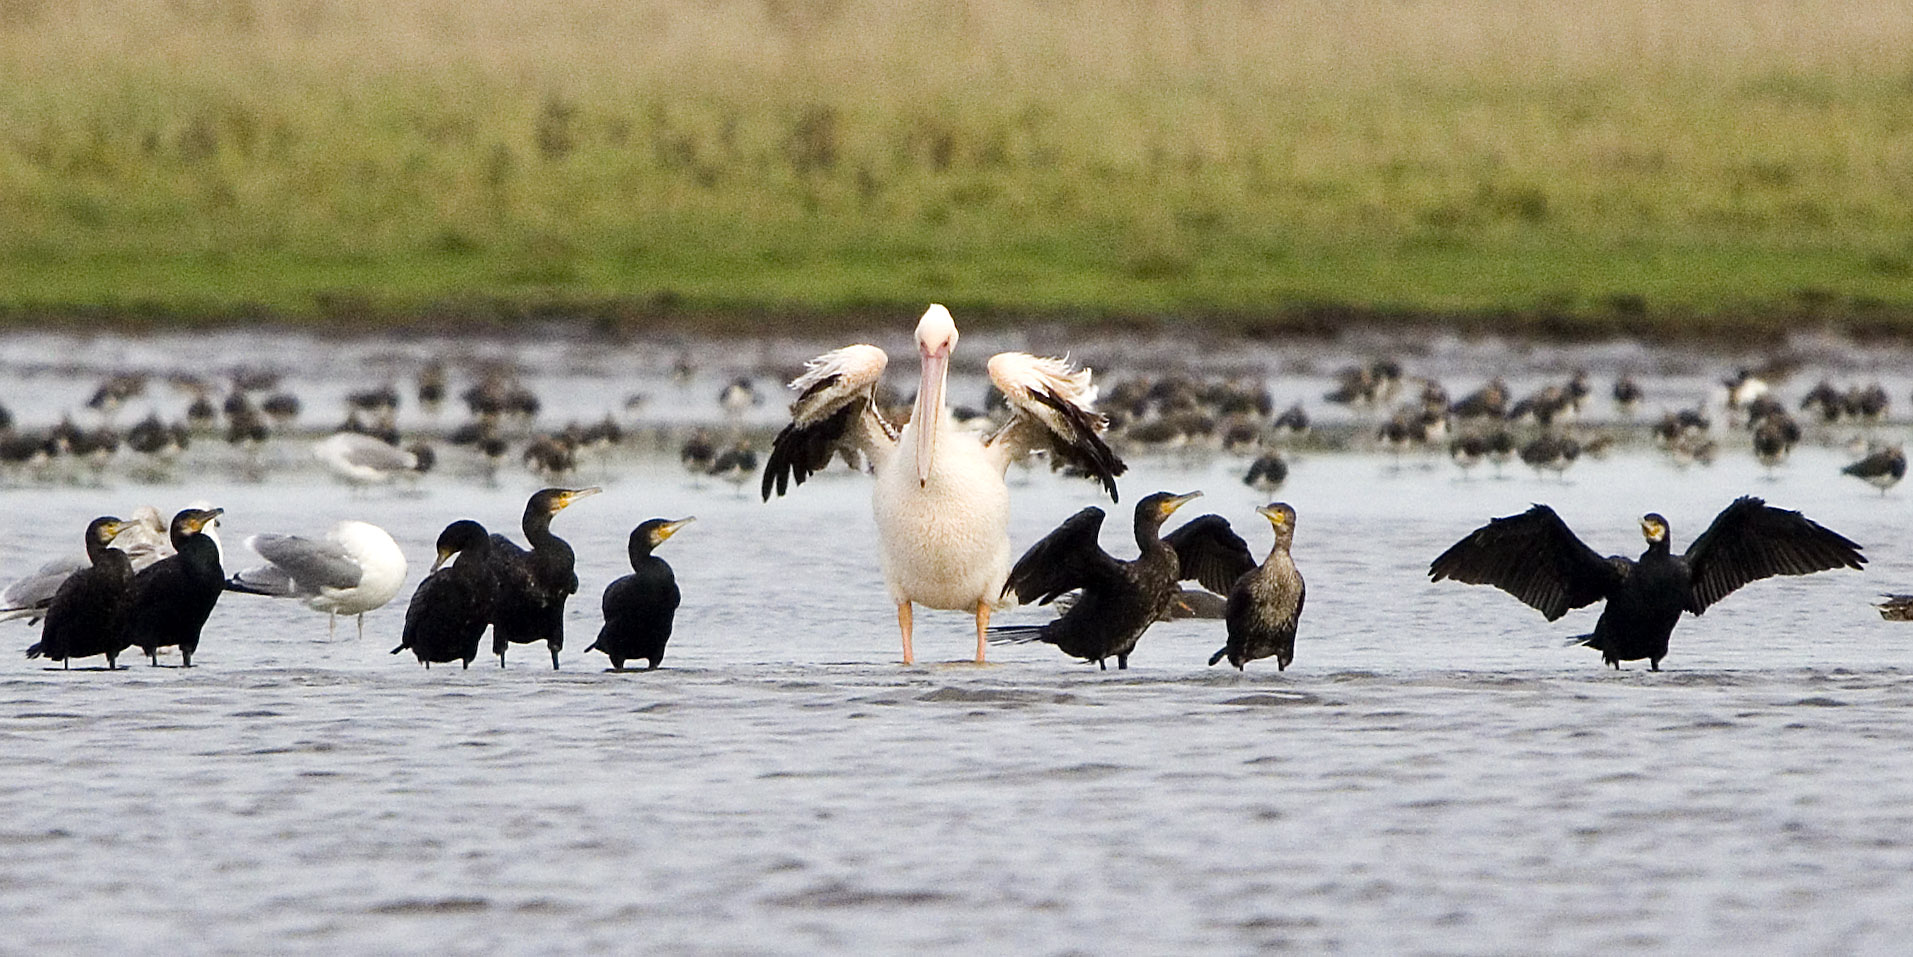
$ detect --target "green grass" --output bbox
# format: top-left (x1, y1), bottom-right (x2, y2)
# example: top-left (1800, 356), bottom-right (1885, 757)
top-left (4, 1), bottom-right (1913, 335)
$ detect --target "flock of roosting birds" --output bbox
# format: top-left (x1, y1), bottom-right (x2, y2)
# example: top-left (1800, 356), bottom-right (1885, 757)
top-left (3, 305), bottom-right (1909, 674)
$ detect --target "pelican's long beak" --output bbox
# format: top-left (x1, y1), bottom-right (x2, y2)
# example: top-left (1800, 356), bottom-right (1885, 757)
top-left (915, 346), bottom-right (949, 487)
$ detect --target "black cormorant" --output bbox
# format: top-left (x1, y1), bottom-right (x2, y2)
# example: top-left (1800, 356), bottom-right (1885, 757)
top-left (124, 507), bottom-right (225, 667)
top-left (26, 517), bottom-right (134, 670)
top-left (994, 492), bottom-right (1249, 669)
top-left (392, 520), bottom-right (495, 669)
top-left (1429, 497), bottom-right (1865, 670)
top-left (586, 518), bottom-right (693, 671)
top-left (1209, 503), bottom-right (1307, 672)
top-left (486, 487), bottom-right (599, 668)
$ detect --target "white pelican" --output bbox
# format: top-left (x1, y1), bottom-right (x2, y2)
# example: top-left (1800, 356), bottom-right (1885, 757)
top-left (761, 304), bottom-right (1125, 664)
top-left (226, 520), bottom-right (409, 638)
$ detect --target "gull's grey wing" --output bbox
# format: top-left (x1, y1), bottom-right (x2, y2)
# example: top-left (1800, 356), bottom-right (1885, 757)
top-left (247, 533), bottom-right (363, 591)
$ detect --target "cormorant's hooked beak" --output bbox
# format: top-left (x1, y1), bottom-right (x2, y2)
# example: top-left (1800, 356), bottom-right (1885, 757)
top-left (184, 508), bottom-right (224, 534)
top-left (430, 546), bottom-right (455, 574)
top-left (97, 519), bottom-right (126, 541)
top-left (555, 487), bottom-right (602, 511)
top-left (651, 517), bottom-right (695, 548)
top-left (1257, 503), bottom-right (1289, 527)
top-left (1640, 517), bottom-right (1666, 543)
top-left (1161, 491), bottom-right (1203, 518)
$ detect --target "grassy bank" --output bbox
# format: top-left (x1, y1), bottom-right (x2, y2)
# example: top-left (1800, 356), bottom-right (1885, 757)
top-left (4, 0), bottom-right (1913, 335)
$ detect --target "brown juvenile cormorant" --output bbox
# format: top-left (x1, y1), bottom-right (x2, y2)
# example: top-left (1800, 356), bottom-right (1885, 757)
top-left (392, 520), bottom-right (495, 669)
top-left (993, 491), bottom-right (1249, 669)
top-left (1209, 503), bottom-right (1307, 672)
top-left (585, 518), bottom-right (693, 671)
top-left (486, 487), bottom-right (599, 668)
top-left (26, 517), bottom-right (134, 670)
top-left (1429, 497), bottom-right (1865, 670)
top-left (123, 507), bottom-right (225, 667)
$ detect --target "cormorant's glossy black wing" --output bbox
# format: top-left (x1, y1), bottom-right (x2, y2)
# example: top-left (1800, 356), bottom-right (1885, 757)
top-left (1161, 514), bottom-right (1257, 594)
top-left (1683, 496), bottom-right (1866, 614)
top-left (485, 535), bottom-right (538, 601)
top-left (1428, 504), bottom-right (1623, 621)
top-left (1002, 507), bottom-right (1125, 605)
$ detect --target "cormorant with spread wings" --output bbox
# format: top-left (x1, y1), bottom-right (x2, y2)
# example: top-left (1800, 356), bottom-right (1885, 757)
top-left (993, 491), bottom-right (1252, 669)
top-left (1429, 496), bottom-right (1865, 669)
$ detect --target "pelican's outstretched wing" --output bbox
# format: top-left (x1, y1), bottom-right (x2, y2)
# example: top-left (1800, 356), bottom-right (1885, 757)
top-left (1428, 504), bottom-right (1624, 621)
top-left (983, 352), bottom-right (1126, 501)
top-left (1683, 496), bottom-right (1865, 614)
top-left (761, 345), bottom-right (899, 500)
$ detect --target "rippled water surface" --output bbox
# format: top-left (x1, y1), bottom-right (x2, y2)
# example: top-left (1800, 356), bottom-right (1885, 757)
top-left (2, 331), bottom-right (1911, 953)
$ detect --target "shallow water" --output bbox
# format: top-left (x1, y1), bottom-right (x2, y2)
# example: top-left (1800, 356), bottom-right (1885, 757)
top-left (2, 330), bottom-right (1911, 953)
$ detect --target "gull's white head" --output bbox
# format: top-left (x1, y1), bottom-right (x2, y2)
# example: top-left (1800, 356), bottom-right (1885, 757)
top-left (913, 304), bottom-right (958, 486)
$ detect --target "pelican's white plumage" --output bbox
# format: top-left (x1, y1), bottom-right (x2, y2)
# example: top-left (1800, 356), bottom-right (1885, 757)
top-left (227, 520), bottom-right (408, 638)
top-left (763, 304), bottom-right (1124, 664)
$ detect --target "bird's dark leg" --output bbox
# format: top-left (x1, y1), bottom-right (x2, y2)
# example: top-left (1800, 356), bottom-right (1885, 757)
top-left (181, 648), bottom-right (193, 668)
top-left (549, 643), bottom-right (560, 670)
top-left (357, 614), bottom-right (365, 640)
top-left (425, 660), bottom-right (431, 670)
top-left (1098, 658), bottom-right (1107, 671)
top-left (1118, 653), bottom-right (1129, 670)
top-left (1650, 659), bottom-right (1661, 672)
top-left (147, 648), bottom-right (157, 666)
top-left (62, 658), bottom-right (69, 671)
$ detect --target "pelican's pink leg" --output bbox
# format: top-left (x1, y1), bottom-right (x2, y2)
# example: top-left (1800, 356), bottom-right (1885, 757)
top-left (897, 601), bottom-right (915, 665)
top-left (973, 601), bottom-right (990, 664)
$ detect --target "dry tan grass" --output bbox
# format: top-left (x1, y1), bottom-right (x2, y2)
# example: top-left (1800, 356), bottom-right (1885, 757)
top-left (13, 0), bottom-right (1913, 90)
